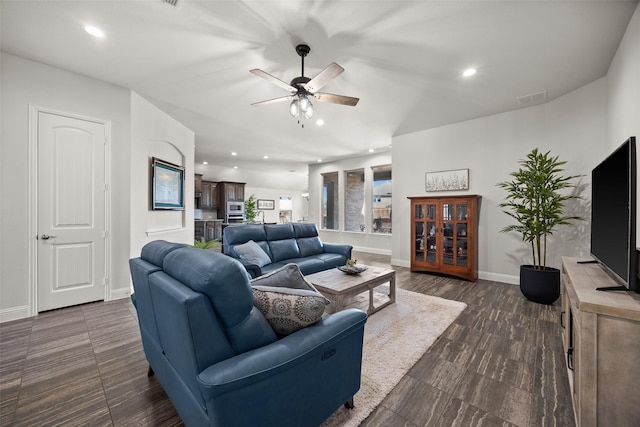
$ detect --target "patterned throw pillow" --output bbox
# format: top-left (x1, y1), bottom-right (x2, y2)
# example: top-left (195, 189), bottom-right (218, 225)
top-left (251, 264), bottom-right (329, 336)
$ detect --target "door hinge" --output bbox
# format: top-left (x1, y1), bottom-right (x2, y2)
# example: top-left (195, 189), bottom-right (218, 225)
top-left (104, 184), bottom-right (109, 192)
top-left (103, 230), bottom-right (108, 238)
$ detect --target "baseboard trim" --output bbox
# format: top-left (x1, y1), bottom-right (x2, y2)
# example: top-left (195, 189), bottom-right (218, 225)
top-left (0, 305), bottom-right (31, 323)
top-left (391, 258), bottom-right (410, 268)
top-left (110, 287), bottom-right (132, 301)
top-left (479, 271), bottom-right (519, 285)
top-left (352, 246), bottom-right (392, 256)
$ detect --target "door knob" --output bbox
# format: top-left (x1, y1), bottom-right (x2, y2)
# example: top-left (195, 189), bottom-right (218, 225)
top-left (40, 234), bottom-right (57, 240)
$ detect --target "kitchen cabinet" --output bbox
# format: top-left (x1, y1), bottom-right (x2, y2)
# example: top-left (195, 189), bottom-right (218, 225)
top-left (408, 195), bottom-right (480, 281)
top-left (194, 174), bottom-right (202, 196)
top-left (200, 181), bottom-right (219, 209)
top-left (218, 182), bottom-right (245, 203)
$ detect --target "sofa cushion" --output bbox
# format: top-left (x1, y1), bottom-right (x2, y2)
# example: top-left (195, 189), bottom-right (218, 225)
top-left (269, 239), bottom-right (301, 262)
top-left (163, 247), bottom-right (277, 353)
top-left (251, 264), bottom-right (329, 336)
top-left (141, 240), bottom-right (187, 267)
top-left (293, 222), bottom-right (319, 238)
top-left (234, 240), bottom-right (272, 267)
top-left (297, 236), bottom-right (324, 257)
top-left (265, 223), bottom-right (295, 240)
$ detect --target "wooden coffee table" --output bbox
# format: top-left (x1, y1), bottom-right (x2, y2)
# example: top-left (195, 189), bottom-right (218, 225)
top-left (306, 265), bottom-right (396, 315)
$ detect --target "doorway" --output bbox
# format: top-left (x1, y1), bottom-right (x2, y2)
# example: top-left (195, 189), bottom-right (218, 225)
top-left (30, 107), bottom-right (110, 312)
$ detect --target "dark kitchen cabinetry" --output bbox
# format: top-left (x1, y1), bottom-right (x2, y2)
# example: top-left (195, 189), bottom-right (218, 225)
top-left (218, 182), bottom-right (245, 204)
top-left (195, 174), bottom-right (202, 196)
top-left (408, 195), bottom-right (480, 281)
top-left (200, 181), bottom-right (219, 209)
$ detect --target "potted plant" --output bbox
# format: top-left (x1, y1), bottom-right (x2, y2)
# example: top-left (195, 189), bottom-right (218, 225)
top-left (245, 194), bottom-right (257, 223)
top-left (193, 237), bottom-right (221, 251)
top-left (497, 148), bottom-right (583, 304)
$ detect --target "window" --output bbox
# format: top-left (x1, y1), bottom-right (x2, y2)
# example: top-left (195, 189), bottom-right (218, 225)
top-left (372, 165), bottom-right (392, 233)
top-left (321, 172), bottom-right (339, 230)
top-left (344, 169), bottom-right (365, 232)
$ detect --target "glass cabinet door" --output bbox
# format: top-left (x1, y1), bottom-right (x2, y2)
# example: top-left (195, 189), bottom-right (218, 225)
top-left (441, 202), bottom-right (470, 267)
top-left (414, 202), bottom-right (438, 264)
top-left (455, 203), bottom-right (469, 267)
top-left (442, 203), bottom-right (454, 265)
top-left (413, 204), bottom-right (424, 262)
top-left (425, 203), bottom-right (437, 264)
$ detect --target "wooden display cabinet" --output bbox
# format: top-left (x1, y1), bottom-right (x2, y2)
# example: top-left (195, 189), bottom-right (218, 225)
top-left (408, 195), bottom-right (480, 281)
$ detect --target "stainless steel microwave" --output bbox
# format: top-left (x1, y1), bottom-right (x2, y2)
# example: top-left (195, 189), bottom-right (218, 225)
top-left (227, 201), bottom-right (244, 214)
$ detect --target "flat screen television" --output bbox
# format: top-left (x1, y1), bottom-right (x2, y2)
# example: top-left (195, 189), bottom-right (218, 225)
top-left (590, 136), bottom-right (638, 292)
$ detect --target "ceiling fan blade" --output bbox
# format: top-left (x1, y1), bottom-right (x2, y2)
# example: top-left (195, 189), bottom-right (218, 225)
top-left (313, 92), bottom-right (359, 107)
top-left (250, 69), bottom-right (297, 93)
top-left (251, 95), bottom-right (295, 107)
top-left (303, 62), bottom-right (344, 93)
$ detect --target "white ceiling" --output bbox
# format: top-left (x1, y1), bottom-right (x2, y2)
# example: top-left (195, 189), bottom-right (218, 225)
top-left (1, 1), bottom-right (637, 174)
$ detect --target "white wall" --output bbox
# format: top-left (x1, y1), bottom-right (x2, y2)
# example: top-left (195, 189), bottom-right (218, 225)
top-left (0, 54), bottom-right (195, 322)
top-left (308, 152), bottom-right (394, 254)
top-left (607, 3), bottom-right (640, 148)
top-left (607, 3), bottom-right (640, 238)
top-left (392, 78), bottom-right (608, 283)
top-left (130, 92), bottom-right (195, 258)
top-left (0, 53), bottom-right (131, 321)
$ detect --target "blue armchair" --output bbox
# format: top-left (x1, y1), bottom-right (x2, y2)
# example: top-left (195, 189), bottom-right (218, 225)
top-left (129, 240), bottom-right (367, 427)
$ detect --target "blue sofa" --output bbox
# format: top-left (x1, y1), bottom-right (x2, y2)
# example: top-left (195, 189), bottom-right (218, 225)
top-left (129, 240), bottom-right (367, 427)
top-left (223, 223), bottom-right (352, 278)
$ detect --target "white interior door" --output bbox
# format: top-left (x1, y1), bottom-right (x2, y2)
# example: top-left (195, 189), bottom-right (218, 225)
top-left (37, 111), bottom-right (107, 312)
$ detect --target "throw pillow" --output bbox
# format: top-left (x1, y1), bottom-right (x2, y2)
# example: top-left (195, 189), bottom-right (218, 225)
top-left (234, 240), bottom-right (271, 267)
top-left (251, 263), bottom-right (330, 336)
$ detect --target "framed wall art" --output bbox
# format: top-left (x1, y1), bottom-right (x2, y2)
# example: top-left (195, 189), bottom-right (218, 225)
top-left (425, 168), bottom-right (469, 192)
top-left (257, 199), bottom-right (275, 210)
top-left (152, 157), bottom-right (185, 210)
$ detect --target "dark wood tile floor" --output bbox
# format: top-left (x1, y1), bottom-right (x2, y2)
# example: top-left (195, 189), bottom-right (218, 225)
top-left (0, 252), bottom-right (574, 426)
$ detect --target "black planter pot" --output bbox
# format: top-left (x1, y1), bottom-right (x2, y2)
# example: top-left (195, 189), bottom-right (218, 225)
top-left (519, 265), bottom-right (560, 304)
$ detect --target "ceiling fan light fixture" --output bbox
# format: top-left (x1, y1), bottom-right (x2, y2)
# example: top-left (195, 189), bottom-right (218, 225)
top-left (299, 96), bottom-right (311, 112)
top-left (304, 103), bottom-right (314, 119)
top-left (289, 99), bottom-right (299, 117)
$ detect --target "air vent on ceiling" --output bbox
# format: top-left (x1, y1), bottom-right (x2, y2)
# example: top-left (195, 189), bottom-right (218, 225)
top-left (162, 0), bottom-right (184, 8)
top-left (517, 90), bottom-right (548, 107)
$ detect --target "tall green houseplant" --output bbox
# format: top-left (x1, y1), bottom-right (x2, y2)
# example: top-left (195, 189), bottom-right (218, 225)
top-left (498, 148), bottom-right (583, 269)
top-left (245, 194), bottom-right (257, 223)
top-left (497, 148), bottom-right (583, 303)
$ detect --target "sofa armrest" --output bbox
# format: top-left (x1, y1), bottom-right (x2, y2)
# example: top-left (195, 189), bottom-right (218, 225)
top-left (235, 259), bottom-right (262, 279)
top-left (197, 308), bottom-right (367, 397)
top-left (323, 243), bottom-right (353, 259)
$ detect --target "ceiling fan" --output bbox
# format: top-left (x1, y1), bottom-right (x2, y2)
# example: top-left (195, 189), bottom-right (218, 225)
top-left (250, 44), bottom-right (359, 122)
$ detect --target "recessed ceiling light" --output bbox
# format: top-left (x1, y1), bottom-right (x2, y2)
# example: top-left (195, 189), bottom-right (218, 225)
top-left (233, 166), bottom-right (238, 169)
top-left (231, 152), bottom-right (237, 156)
top-left (316, 119), bottom-right (325, 126)
top-left (463, 68), bottom-right (477, 77)
top-left (263, 155), bottom-right (269, 159)
top-left (317, 159), bottom-right (322, 162)
top-left (369, 148), bottom-right (375, 153)
top-left (202, 161), bottom-right (208, 165)
top-left (84, 25), bottom-right (105, 38)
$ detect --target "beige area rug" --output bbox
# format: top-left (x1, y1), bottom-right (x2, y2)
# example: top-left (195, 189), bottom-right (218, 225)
top-left (322, 288), bottom-right (467, 427)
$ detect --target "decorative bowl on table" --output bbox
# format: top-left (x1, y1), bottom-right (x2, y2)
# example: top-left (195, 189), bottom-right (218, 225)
top-left (337, 264), bottom-right (368, 275)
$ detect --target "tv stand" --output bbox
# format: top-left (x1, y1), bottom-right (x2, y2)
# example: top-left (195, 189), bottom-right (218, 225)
top-left (596, 285), bottom-right (628, 291)
top-left (561, 257), bottom-right (640, 426)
